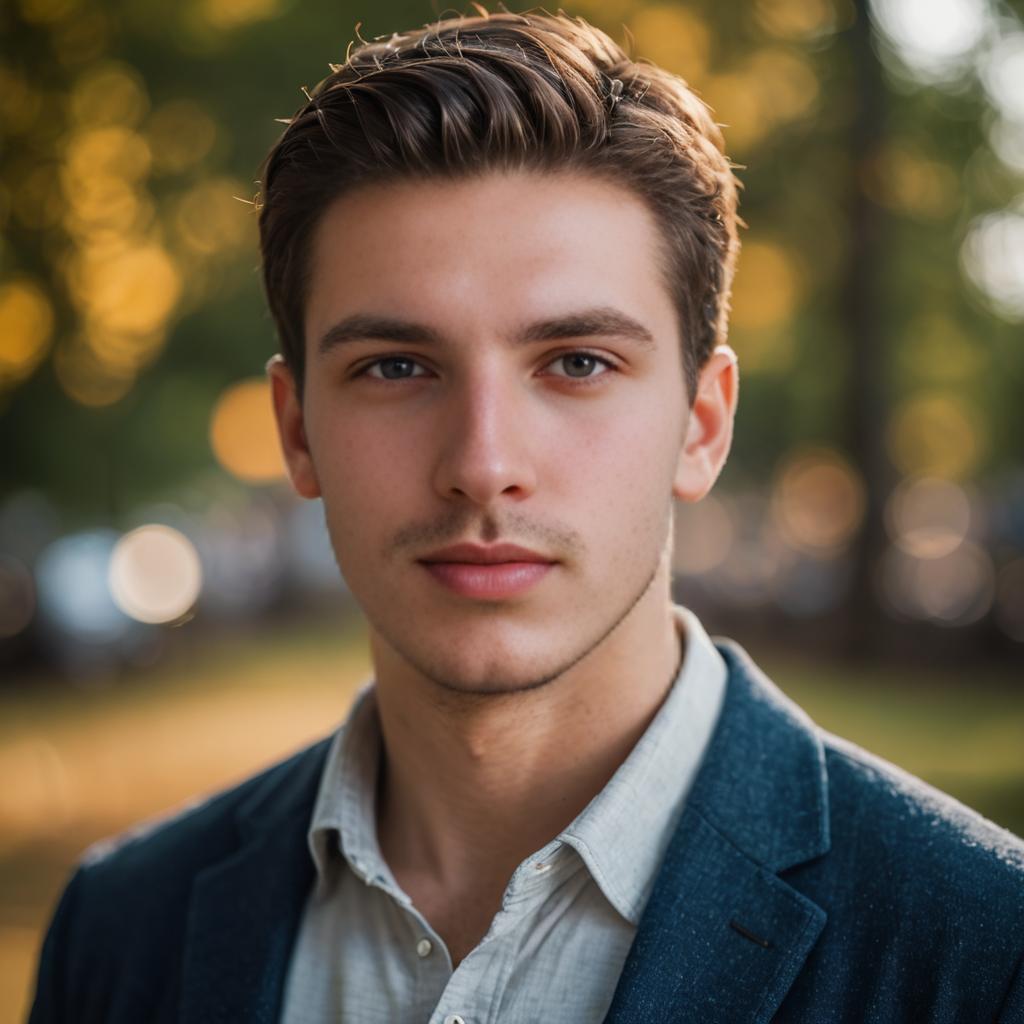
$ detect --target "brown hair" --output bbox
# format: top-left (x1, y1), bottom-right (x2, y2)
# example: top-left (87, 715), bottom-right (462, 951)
top-left (257, 6), bottom-right (741, 402)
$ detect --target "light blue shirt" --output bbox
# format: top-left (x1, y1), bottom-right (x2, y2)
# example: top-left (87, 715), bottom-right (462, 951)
top-left (280, 605), bottom-right (727, 1023)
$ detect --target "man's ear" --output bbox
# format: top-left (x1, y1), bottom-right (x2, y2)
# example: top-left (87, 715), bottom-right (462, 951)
top-left (673, 345), bottom-right (739, 503)
top-left (267, 354), bottom-right (321, 499)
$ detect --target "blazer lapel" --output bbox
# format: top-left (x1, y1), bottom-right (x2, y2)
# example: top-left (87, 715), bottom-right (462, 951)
top-left (604, 642), bottom-right (831, 1024)
top-left (178, 740), bottom-right (330, 1024)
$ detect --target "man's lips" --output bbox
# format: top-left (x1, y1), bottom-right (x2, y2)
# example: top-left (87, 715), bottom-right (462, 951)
top-left (417, 544), bottom-right (557, 599)
top-left (418, 542), bottom-right (555, 565)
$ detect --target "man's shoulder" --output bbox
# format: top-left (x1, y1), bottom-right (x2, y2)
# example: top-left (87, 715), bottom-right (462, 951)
top-left (75, 733), bottom-right (332, 897)
top-left (29, 736), bottom-right (334, 1022)
top-left (817, 727), bottom-right (1024, 893)
top-left (710, 638), bottom-right (1024, 933)
top-left (715, 639), bottom-right (1024, 886)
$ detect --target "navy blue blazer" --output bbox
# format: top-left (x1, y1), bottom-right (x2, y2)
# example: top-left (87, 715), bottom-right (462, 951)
top-left (28, 643), bottom-right (1024, 1022)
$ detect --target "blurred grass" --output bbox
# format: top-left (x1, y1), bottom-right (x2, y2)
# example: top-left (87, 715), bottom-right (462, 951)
top-left (1, 619), bottom-right (1022, 1022)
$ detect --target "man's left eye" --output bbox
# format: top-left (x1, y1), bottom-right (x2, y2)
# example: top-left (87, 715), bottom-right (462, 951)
top-left (548, 352), bottom-right (614, 379)
top-left (365, 357), bottom-right (427, 380)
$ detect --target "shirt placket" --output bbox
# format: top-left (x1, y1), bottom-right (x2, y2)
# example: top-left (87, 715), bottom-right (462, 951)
top-left (428, 843), bottom-right (566, 1024)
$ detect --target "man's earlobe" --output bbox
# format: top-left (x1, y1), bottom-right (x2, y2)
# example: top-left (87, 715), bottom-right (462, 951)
top-left (267, 354), bottom-right (321, 500)
top-left (672, 345), bottom-right (739, 504)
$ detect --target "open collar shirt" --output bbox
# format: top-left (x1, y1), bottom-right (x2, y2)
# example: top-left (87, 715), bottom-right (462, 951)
top-left (280, 604), bottom-right (727, 1024)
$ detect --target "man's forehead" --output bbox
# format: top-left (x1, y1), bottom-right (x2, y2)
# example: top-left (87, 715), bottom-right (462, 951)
top-left (307, 169), bottom-right (665, 269)
top-left (303, 169), bottom-right (675, 347)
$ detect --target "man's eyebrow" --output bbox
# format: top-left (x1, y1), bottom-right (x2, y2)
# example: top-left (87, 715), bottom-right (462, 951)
top-left (318, 315), bottom-right (443, 353)
top-left (316, 307), bottom-right (656, 355)
top-left (521, 308), bottom-right (656, 349)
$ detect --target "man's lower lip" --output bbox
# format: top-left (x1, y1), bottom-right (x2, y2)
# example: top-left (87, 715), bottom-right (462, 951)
top-left (420, 561), bottom-right (554, 599)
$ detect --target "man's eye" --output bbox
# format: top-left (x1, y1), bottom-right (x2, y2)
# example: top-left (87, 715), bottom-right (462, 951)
top-left (547, 352), bottom-right (615, 380)
top-left (363, 357), bottom-right (428, 380)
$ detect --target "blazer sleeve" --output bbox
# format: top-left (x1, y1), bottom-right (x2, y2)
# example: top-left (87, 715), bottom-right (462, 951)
top-left (1000, 954), bottom-right (1024, 1024)
top-left (27, 868), bottom-right (85, 1024)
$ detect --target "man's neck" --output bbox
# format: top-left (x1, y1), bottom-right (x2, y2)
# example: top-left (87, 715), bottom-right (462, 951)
top-left (370, 574), bottom-right (683, 956)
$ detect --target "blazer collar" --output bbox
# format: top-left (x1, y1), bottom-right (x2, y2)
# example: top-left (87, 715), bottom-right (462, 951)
top-left (604, 641), bottom-right (831, 1024)
top-left (178, 737), bottom-right (333, 1024)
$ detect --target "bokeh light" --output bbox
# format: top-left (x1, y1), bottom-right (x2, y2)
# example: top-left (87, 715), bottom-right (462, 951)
top-left (863, 144), bottom-right (958, 220)
top-left (51, 8), bottom-right (109, 66)
top-left (35, 531), bottom-right (131, 642)
top-left (745, 48), bottom-right (820, 123)
top-left (988, 117), bottom-right (1024, 173)
top-left (729, 239), bottom-right (802, 338)
top-left (173, 177), bottom-right (252, 255)
top-left (68, 61), bottom-right (148, 129)
top-left (199, 0), bottom-right (286, 31)
top-left (53, 338), bottom-right (136, 407)
top-left (20, 0), bottom-right (81, 28)
top-left (754, 0), bottom-right (847, 41)
top-left (68, 241), bottom-right (178, 335)
top-left (869, 0), bottom-right (990, 82)
top-left (702, 49), bottom-right (819, 154)
top-left (981, 31), bottom-right (1024, 124)
top-left (772, 448), bottom-right (866, 555)
top-left (961, 208), bottom-right (1024, 321)
top-left (886, 393), bottom-right (985, 479)
top-left (672, 494), bottom-right (736, 575)
top-left (109, 524), bottom-right (203, 624)
top-left (629, 6), bottom-right (711, 81)
top-left (0, 277), bottom-right (54, 388)
top-left (209, 378), bottom-right (287, 484)
top-left (709, 495), bottom-right (795, 606)
top-left (879, 540), bottom-right (996, 625)
top-left (885, 476), bottom-right (971, 558)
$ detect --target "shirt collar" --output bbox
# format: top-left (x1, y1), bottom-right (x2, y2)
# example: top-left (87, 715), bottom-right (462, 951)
top-left (305, 604), bottom-right (727, 922)
top-left (558, 604), bottom-right (727, 924)
top-left (305, 683), bottom-right (402, 902)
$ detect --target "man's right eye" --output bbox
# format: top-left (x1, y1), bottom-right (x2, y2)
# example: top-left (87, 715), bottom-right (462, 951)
top-left (361, 356), bottom-right (429, 380)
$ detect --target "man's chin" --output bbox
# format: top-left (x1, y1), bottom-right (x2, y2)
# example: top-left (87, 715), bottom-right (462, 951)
top-left (391, 640), bottom-right (577, 698)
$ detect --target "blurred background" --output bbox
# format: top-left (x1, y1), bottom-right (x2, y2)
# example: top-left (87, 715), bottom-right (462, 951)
top-left (2, 0), bottom-right (1024, 1016)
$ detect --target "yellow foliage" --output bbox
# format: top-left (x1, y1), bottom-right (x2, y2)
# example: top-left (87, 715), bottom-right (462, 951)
top-left (68, 61), bottom-right (148, 129)
top-left (629, 5), bottom-right (711, 81)
top-left (70, 242), bottom-right (181, 336)
top-left (54, 339), bottom-right (135, 407)
top-left (0, 279), bottom-right (54, 387)
top-left (730, 239), bottom-right (802, 332)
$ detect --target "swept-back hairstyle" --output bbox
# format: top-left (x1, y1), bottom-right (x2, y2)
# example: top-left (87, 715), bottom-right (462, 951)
top-left (257, 6), bottom-right (741, 402)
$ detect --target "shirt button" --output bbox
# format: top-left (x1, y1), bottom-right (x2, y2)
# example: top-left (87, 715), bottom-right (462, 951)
top-left (416, 938), bottom-right (433, 958)
top-left (443, 1016), bottom-right (466, 1024)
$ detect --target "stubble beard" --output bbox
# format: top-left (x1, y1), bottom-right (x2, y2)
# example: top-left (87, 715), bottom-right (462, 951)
top-left (364, 536), bottom-right (669, 700)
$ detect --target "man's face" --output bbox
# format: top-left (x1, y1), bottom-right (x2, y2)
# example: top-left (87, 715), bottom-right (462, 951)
top-left (275, 170), bottom-right (711, 694)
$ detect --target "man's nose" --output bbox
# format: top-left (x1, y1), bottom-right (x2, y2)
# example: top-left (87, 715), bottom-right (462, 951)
top-left (430, 369), bottom-right (538, 506)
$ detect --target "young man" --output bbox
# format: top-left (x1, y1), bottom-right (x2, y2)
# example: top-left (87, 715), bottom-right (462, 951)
top-left (29, 8), bottom-right (1024, 1023)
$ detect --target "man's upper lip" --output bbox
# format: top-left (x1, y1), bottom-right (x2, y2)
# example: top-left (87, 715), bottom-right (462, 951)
top-left (419, 543), bottom-right (555, 564)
